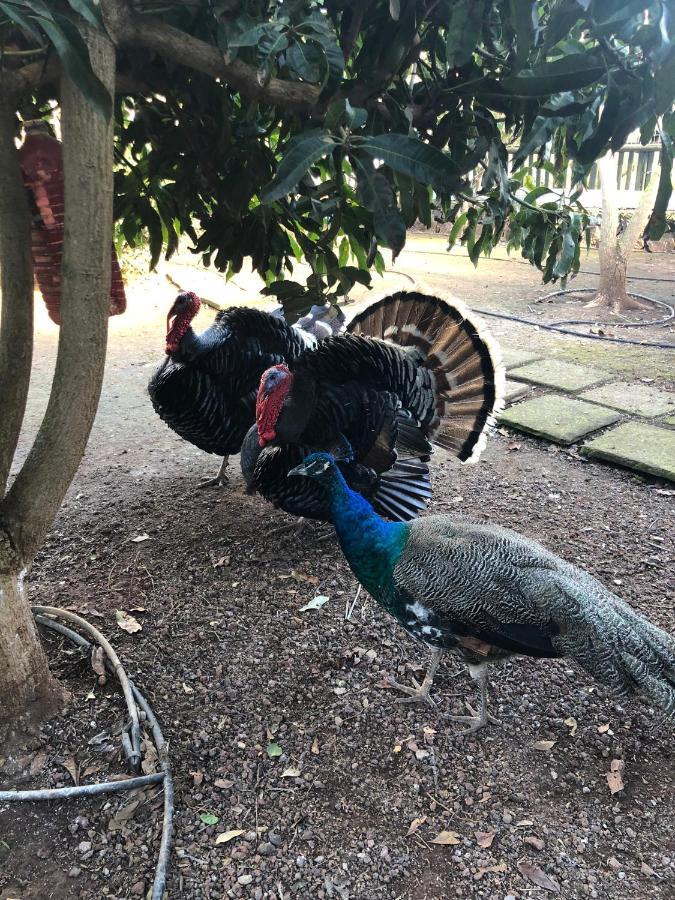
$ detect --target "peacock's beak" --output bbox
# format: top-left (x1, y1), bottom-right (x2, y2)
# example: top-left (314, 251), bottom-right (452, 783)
top-left (288, 461), bottom-right (308, 478)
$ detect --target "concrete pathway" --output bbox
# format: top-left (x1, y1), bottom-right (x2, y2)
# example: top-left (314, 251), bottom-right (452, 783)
top-left (499, 352), bottom-right (675, 483)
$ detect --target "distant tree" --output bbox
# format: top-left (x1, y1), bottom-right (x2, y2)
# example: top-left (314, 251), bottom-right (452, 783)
top-left (0, 0), bottom-right (674, 723)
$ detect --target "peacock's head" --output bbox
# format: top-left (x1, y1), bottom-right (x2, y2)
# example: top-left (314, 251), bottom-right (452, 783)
top-left (165, 291), bottom-right (201, 354)
top-left (289, 452), bottom-right (339, 487)
top-left (256, 364), bottom-right (294, 447)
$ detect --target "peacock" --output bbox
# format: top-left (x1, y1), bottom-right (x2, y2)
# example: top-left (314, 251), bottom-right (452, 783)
top-left (290, 452), bottom-right (675, 733)
top-left (241, 288), bottom-right (504, 523)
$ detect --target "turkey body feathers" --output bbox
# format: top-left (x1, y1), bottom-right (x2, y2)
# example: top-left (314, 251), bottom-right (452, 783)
top-left (309, 456), bottom-right (675, 718)
top-left (148, 307), bottom-right (310, 456)
top-left (244, 289), bottom-right (504, 522)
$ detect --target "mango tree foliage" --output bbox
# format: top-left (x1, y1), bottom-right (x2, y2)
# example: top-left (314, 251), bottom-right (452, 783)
top-left (2, 0), bottom-right (674, 320)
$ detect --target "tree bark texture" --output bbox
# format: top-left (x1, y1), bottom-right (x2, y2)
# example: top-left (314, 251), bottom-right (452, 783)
top-left (587, 152), bottom-right (661, 312)
top-left (0, 23), bottom-right (116, 723)
top-left (0, 101), bottom-right (34, 497)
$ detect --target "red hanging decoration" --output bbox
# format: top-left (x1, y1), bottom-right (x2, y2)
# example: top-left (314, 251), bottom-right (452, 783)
top-left (18, 127), bottom-right (126, 325)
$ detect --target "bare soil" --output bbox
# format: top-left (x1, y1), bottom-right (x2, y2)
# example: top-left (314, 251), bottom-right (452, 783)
top-left (1, 238), bottom-right (674, 900)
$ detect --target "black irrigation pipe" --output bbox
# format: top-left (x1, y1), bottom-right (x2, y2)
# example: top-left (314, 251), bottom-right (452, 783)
top-left (0, 608), bottom-right (173, 900)
top-left (534, 289), bottom-right (674, 329)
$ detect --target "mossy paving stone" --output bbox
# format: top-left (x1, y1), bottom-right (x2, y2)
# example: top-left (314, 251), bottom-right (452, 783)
top-left (504, 379), bottom-right (532, 404)
top-left (498, 395), bottom-right (622, 445)
top-left (501, 347), bottom-right (543, 370)
top-left (510, 359), bottom-right (610, 393)
top-left (579, 381), bottom-right (675, 418)
top-left (580, 422), bottom-right (675, 483)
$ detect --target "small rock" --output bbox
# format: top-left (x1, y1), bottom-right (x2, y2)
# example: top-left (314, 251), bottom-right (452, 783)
top-left (78, 841), bottom-right (92, 854)
top-left (258, 841), bottom-right (276, 856)
top-left (296, 855), bottom-right (306, 867)
top-left (524, 835), bottom-right (545, 851)
top-left (130, 881), bottom-right (146, 896)
top-left (268, 831), bottom-right (283, 847)
top-left (607, 856), bottom-right (622, 872)
top-left (502, 812), bottom-right (513, 825)
top-left (238, 874), bottom-right (253, 885)
top-left (68, 867), bottom-right (81, 878)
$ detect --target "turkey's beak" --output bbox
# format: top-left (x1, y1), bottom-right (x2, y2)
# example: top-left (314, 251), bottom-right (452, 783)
top-left (166, 303), bottom-right (178, 337)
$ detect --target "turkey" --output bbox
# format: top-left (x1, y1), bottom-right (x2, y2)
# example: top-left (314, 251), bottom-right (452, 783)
top-left (148, 292), bottom-right (343, 487)
top-left (291, 452), bottom-right (675, 734)
top-left (241, 288), bottom-right (504, 523)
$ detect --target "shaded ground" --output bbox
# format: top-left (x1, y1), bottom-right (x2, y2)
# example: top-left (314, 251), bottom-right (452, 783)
top-left (1, 237), bottom-right (674, 899)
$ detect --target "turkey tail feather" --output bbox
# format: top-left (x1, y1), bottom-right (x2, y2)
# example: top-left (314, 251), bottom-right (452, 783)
top-left (371, 458), bottom-right (432, 522)
top-left (347, 286), bottom-right (504, 463)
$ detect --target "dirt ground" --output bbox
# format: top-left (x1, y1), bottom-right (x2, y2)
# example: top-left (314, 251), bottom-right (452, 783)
top-left (1, 236), bottom-right (674, 900)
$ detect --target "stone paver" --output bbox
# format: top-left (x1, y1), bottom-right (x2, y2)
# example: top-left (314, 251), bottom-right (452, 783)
top-left (579, 381), bottom-right (675, 418)
top-left (501, 348), bottom-right (542, 370)
top-left (580, 422), bottom-right (675, 482)
top-left (504, 379), bottom-right (531, 404)
top-left (510, 359), bottom-right (609, 393)
top-left (498, 395), bottom-right (621, 445)
top-left (664, 415), bottom-right (675, 427)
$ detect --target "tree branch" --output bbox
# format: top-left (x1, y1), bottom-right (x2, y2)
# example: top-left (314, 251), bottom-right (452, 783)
top-left (102, 0), bottom-right (321, 113)
top-left (0, 23), bottom-right (115, 566)
top-left (0, 101), bottom-right (33, 497)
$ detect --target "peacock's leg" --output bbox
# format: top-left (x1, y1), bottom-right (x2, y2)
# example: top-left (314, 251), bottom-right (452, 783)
top-left (197, 456), bottom-right (229, 489)
top-left (446, 663), bottom-right (500, 734)
top-left (386, 649), bottom-right (443, 707)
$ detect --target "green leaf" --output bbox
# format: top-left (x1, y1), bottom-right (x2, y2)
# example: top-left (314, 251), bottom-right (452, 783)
top-left (345, 101), bottom-right (367, 130)
top-left (228, 24), bottom-right (273, 48)
top-left (447, 211), bottom-right (468, 248)
top-left (354, 157), bottom-right (406, 257)
top-left (553, 227), bottom-right (577, 278)
top-left (361, 134), bottom-right (462, 194)
top-left (338, 235), bottom-right (349, 267)
top-left (389, 0), bottom-right (401, 20)
top-left (39, 13), bottom-right (111, 119)
top-left (508, 0), bottom-right (536, 67)
top-left (266, 742), bottom-right (283, 758)
top-left (0, 1), bottom-right (43, 43)
top-left (522, 184), bottom-right (555, 205)
top-left (65, 0), bottom-right (103, 29)
top-left (261, 131), bottom-right (338, 203)
top-left (199, 812), bottom-right (220, 826)
top-left (446, 0), bottom-right (485, 68)
top-left (286, 40), bottom-right (322, 82)
top-left (501, 53), bottom-right (606, 96)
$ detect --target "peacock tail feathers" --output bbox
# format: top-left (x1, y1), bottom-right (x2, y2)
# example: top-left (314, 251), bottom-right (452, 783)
top-left (347, 285), bottom-right (505, 463)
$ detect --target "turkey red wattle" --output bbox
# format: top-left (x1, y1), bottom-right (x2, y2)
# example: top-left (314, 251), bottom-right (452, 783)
top-left (256, 366), bottom-right (293, 446)
top-left (165, 292), bottom-right (201, 354)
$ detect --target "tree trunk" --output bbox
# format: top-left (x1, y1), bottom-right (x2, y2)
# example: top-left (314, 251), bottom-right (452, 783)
top-left (0, 101), bottom-right (33, 496)
top-left (0, 23), bottom-right (115, 725)
top-left (586, 151), bottom-right (661, 312)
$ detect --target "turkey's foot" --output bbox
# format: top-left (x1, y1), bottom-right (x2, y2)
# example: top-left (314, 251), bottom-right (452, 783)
top-left (197, 456), bottom-right (229, 490)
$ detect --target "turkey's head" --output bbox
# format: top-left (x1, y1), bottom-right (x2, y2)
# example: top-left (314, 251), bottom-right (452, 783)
top-left (166, 291), bottom-right (201, 354)
top-left (256, 365), bottom-right (294, 447)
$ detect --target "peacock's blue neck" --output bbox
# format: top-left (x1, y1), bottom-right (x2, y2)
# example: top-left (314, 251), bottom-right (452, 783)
top-left (326, 473), bottom-right (409, 599)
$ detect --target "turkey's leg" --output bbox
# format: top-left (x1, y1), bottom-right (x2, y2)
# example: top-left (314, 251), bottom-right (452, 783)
top-left (387, 649), bottom-right (443, 707)
top-left (446, 663), bottom-right (500, 734)
top-left (197, 456), bottom-right (229, 489)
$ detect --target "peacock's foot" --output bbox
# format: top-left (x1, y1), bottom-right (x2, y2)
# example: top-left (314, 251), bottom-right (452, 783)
top-left (386, 676), bottom-right (437, 708)
top-left (445, 702), bottom-right (500, 735)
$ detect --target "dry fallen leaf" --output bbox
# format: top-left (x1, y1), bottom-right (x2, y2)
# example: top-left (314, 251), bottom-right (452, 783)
top-left (292, 570), bottom-right (320, 585)
top-left (532, 740), bottom-right (556, 752)
top-left (598, 723), bottom-right (610, 734)
top-left (606, 759), bottom-right (624, 794)
top-left (406, 816), bottom-right (427, 837)
top-left (311, 737), bottom-right (320, 755)
top-left (518, 861), bottom-right (561, 893)
top-left (108, 797), bottom-right (142, 832)
top-left (29, 751), bottom-right (48, 776)
top-left (131, 533), bottom-right (150, 543)
top-left (475, 830), bottom-right (496, 849)
top-left (215, 830), bottom-right (245, 845)
top-left (641, 862), bottom-right (656, 877)
top-left (564, 717), bottom-right (578, 736)
top-left (115, 610), bottom-right (142, 634)
top-left (191, 771), bottom-right (204, 787)
top-left (475, 862), bottom-right (507, 880)
top-left (61, 756), bottom-right (79, 786)
top-left (81, 764), bottom-right (102, 779)
top-left (524, 835), bottom-right (545, 851)
top-left (431, 830), bottom-right (461, 846)
top-left (281, 767), bottom-right (301, 778)
top-left (214, 778), bottom-right (233, 790)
